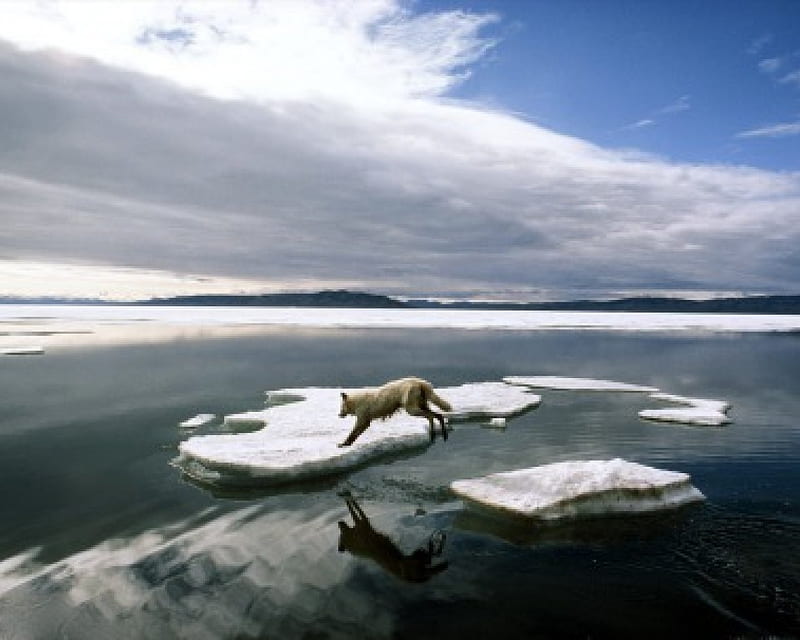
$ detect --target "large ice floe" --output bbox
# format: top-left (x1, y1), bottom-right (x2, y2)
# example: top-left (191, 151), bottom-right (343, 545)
top-left (450, 458), bottom-right (705, 522)
top-left (504, 375), bottom-right (658, 393)
top-left (176, 383), bottom-right (541, 486)
top-left (639, 393), bottom-right (731, 426)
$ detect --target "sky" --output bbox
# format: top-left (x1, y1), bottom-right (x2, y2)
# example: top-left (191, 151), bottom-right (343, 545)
top-left (0, 0), bottom-right (798, 302)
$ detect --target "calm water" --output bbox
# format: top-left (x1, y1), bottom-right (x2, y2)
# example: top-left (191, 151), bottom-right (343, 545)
top-left (1, 327), bottom-right (799, 638)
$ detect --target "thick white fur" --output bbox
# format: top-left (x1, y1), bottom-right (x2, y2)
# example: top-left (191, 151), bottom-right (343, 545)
top-left (338, 377), bottom-right (452, 446)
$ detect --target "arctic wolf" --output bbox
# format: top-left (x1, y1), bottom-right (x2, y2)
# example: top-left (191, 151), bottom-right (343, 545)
top-left (338, 377), bottom-right (452, 447)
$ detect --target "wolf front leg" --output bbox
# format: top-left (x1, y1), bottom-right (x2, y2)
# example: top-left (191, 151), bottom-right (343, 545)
top-left (338, 415), bottom-right (372, 447)
top-left (419, 407), bottom-right (447, 442)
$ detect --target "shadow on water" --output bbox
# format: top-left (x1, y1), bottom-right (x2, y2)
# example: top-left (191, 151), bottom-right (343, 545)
top-left (453, 502), bottom-right (705, 548)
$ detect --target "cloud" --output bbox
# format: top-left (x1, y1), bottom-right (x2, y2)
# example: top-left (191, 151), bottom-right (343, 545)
top-left (758, 57), bottom-right (782, 74)
top-left (0, 260), bottom-right (314, 300)
top-left (623, 118), bottom-right (655, 130)
top-left (0, 2), bottom-right (798, 300)
top-left (0, 0), bottom-right (497, 105)
top-left (736, 120), bottom-right (800, 138)
top-left (656, 95), bottom-right (690, 115)
top-left (622, 95), bottom-right (690, 131)
top-left (779, 69), bottom-right (800, 88)
top-left (747, 33), bottom-right (773, 55)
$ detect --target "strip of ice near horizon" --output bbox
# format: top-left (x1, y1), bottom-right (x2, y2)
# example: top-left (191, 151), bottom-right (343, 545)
top-left (176, 383), bottom-right (541, 486)
top-left (504, 375), bottom-right (658, 392)
top-left (639, 393), bottom-right (731, 426)
top-left (1, 346), bottom-right (44, 356)
top-left (451, 459), bottom-right (705, 522)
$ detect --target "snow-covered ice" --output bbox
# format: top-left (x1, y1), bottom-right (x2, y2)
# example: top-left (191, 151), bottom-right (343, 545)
top-left (179, 414), bottom-right (216, 429)
top-left (177, 382), bottom-right (538, 486)
top-left (450, 458), bottom-right (705, 521)
top-left (3, 305), bottom-right (800, 334)
top-left (1, 346), bottom-right (44, 355)
top-left (639, 393), bottom-right (731, 426)
top-left (504, 376), bottom-right (658, 393)
top-left (444, 382), bottom-right (541, 420)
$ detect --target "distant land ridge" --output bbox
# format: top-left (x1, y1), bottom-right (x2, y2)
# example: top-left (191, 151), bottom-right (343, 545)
top-left (2, 291), bottom-right (800, 313)
top-left (137, 289), bottom-right (407, 308)
top-left (405, 294), bottom-right (800, 314)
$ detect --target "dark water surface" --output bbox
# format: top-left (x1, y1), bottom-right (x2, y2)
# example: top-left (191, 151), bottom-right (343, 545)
top-left (1, 328), bottom-right (799, 638)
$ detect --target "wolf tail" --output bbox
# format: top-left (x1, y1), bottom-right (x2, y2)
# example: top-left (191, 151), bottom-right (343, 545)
top-left (426, 388), bottom-right (452, 412)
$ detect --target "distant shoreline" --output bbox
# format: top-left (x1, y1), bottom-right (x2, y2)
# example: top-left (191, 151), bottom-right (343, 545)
top-left (2, 290), bottom-right (800, 314)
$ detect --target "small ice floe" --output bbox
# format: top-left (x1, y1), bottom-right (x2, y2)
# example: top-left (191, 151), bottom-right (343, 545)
top-left (178, 382), bottom-right (540, 487)
top-left (223, 410), bottom-right (269, 430)
top-left (445, 381), bottom-right (541, 421)
top-left (639, 393), bottom-right (731, 426)
top-left (504, 376), bottom-right (658, 393)
top-left (450, 458), bottom-right (704, 522)
top-left (179, 414), bottom-right (216, 429)
top-left (1, 346), bottom-right (44, 356)
top-left (488, 417), bottom-right (507, 428)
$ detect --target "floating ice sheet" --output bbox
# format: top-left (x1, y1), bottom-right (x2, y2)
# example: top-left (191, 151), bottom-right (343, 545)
top-left (179, 414), bottom-right (216, 429)
top-left (1, 346), bottom-right (44, 356)
top-left (639, 393), bottom-right (731, 426)
top-left (504, 376), bottom-right (658, 393)
top-left (178, 382), bottom-right (538, 486)
top-left (451, 458), bottom-right (705, 521)
top-left (179, 388), bottom-right (429, 486)
top-left (444, 382), bottom-right (541, 420)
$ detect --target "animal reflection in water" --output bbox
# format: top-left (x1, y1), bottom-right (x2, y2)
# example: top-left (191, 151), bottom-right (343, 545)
top-left (337, 495), bottom-right (448, 583)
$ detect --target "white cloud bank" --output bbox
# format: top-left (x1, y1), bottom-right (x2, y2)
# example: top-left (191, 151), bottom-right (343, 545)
top-left (0, 1), bottom-right (799, 300)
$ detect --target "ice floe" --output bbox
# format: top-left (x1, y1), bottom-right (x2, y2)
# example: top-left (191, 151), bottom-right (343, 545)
top-left (450, 458), bottom-right (705, 522)
top-left (1, 346), bottom-right (44, 355)
top-left (179, 414), bottom-right (216, 429)
top-left (177, 382), bottom-right (539, 486)
top-left (639, 393), bottom-right (731, 426)
top-left (444, 382), bottom-right (541, 420)
top-left (504, 376), bottom-right (658, 393)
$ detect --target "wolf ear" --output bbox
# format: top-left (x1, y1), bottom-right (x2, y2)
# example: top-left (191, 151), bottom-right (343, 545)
top-left (341, 392), bottom-right (348, 400)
